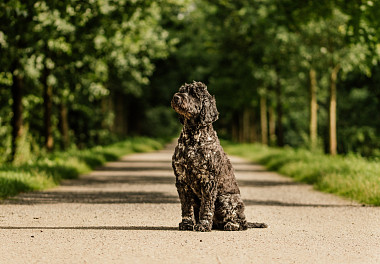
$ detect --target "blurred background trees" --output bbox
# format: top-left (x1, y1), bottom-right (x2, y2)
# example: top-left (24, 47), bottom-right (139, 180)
top-left (1, 0), bottom-right (379, 163)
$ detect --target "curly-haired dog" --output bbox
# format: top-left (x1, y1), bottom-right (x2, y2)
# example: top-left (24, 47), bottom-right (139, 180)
top-left (171, 81), bottom-right (268, 231)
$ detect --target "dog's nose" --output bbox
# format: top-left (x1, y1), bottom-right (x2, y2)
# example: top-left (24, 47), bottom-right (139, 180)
top-left (173, 94), bottom-right (181, 103)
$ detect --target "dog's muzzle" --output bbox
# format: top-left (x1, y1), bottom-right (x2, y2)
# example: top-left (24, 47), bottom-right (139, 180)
top-left (171, 93), bottom-right (186, 109)
top-left (173, 94), bottom-right (182, 105)
top-left (171, 93), bottom-right (193, 119)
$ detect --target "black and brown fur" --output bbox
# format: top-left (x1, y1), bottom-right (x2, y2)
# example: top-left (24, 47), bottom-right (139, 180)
top-left (171, 81), bottom-right (267, 232)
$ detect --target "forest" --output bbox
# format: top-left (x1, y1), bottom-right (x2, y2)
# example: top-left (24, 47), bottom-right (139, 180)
top-left (1, 0), bottom-right (379, 165)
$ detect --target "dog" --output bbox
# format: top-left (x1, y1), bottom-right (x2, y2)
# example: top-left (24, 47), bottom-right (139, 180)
top-left (171, 81), bottom-right (267, 231)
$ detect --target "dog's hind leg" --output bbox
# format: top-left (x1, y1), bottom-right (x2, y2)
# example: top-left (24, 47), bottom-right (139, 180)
top-left (214, 194), bottom-right (248, 231)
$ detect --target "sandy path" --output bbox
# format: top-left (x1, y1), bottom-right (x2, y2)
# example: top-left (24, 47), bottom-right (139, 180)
top-left (1, 144), bottom-right (380, 264)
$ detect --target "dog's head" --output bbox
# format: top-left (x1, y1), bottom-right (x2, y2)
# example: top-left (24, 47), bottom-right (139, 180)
top-left (171, 81), bottom-right (219, 125)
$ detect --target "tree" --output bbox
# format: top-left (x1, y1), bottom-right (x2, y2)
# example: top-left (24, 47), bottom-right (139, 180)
top-left (296, 7), bottom-right (375, 154)
top-left (1, 0), bottom-right (379, 161)
top-left (0, 0), bottom-right (173, 159)
top-left (317, 9), bottom-right (372, 155)
top-left (309, 68), bottom-right (318, 149)
top-left (0, 1), bottom-right (38, 161)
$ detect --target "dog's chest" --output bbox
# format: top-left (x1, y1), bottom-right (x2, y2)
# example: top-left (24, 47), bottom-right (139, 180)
top-left (172, 141), bottom-right (216, 191)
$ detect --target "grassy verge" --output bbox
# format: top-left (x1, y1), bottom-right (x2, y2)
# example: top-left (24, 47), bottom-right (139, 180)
top-left (0, 137), bottom-right (165, 199)
top-left (222, 141), bottom-right (380, 206)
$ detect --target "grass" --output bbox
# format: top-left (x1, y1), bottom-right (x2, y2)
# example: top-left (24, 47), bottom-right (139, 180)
top-left (222, 141), bottom-right (380, 206)
top-left (0, 137), bottom-right (165, 199)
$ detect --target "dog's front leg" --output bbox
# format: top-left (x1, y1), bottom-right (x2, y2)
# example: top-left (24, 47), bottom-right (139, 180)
top-left (195, 179), bottom-right (217, 232)
top-left (176, 182), bottom-right (195, 230)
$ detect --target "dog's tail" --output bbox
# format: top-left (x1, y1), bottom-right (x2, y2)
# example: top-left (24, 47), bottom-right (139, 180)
top-left (247, 222), bottom-right (268, 228)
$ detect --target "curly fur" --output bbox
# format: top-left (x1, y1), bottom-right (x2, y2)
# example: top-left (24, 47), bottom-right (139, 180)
top-left (171, 81), bottom-right (267, 231)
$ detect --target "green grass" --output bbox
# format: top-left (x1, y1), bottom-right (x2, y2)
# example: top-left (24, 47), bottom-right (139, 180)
top-left (222, 141), bottom-right (380, 206)
top-left (0, 137), bottom-right (165, 199)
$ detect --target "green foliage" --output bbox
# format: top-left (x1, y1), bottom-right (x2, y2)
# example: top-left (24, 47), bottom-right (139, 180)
top-left (149, 0), bottom-right (379, 156)
top-left (0, 0), bottom-right (379, 163)
top-left (0, 0), bottom-right (175, 155)
top-left (0, 137), bottom-right (165, 199)
top-left (338, 76), bottom-right (380, 156)
top-left (143, 106), bottom-right (181, 139)
top-left (223, 142), bottom-right (380, 205)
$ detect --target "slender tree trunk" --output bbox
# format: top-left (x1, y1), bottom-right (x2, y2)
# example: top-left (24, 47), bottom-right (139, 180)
top-left (42, 67), bottom-right (54, 152)
top-left (309, 68), bottom-right (318, 150)
top-left (328, 64), bottom-right (340, 155)
top-left (275, 73), bottom-right (284, 147)
top-left (44, 84), bottom-right (54, 151)
top-left (101, 96), bottom-right (109, 130)
top-left (238, 113), bottom-right (244, 142)
top-left (249, 110), bottom-right (257, 143)
top-left (108, 93), bottom-right (116, 133)
top-left (231, 113), bottom-right (238, 142)
top-left (113, 91), bottom-right (128, 135)
top-left (260, 95), bottom-right (268, 145)
top-left (243, 108), bottom-right (250, 142)
top-left (59, 102), bottom-right (70, 150)
top-left (268, 105), bottom-right (276, 146)
top-left (10, 71), bottom-right (24, 162)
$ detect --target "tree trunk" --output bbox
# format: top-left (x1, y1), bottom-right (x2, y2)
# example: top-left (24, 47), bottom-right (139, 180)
top-left (101, 96), bottom-right (109, 130)
top-left (108, 93), bottom-right (116, 133)
top-left (10, 71), bottom-right (24, 162)
top-left (59, 102), bottom-right (70, 150)
top-left (268, 105), bottom-right (276, 146)
top-left (238, 113), bottom-right (244, 142)
top-left (43, 75), bottom-right (54, 151)
top-left (113, 91), bottom-right (128, 135)
top-left (43, 67), bottom-right (54, 152)
top-left (328, 64), bottom-right (340, 155)
top-left (243, 108), bottom-right (250, 142)
top-left (260, 95), bottom-right (268, 145)
top-left (249, 110), bottom-right (257, 143)
top-left (231, 113), bottom-right (239, 142)
top-left (275, 73), bottom-right (284, 147)
top-left (309, 68), bottom-right (318, 150)
top-left (44, 84), bottom-right (54, 151)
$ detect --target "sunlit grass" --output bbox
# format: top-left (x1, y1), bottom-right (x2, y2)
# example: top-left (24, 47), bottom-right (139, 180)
top-left (0, 137), bottom-right (165, 199)
top-left (222, 141), bottom-right (380, 206)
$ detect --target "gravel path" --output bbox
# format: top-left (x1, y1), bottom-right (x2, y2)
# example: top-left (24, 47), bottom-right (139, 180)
top-left (1, 144), bottom-right (380, 264)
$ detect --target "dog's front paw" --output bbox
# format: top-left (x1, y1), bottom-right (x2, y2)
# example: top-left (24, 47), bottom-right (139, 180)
top-left (194, 220), bottom-right (211, 232)
top-left (179, 219), bottom-right (194, 231)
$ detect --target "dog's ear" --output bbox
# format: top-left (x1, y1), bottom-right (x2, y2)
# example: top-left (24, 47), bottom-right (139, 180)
top-left (200, 95), bottom-right (219, 124)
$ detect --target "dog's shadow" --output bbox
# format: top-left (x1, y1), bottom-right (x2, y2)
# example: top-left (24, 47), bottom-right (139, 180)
top-left (0, 226), bottom-right (178, 231)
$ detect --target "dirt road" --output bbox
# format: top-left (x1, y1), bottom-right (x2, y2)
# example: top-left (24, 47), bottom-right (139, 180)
top-left (1, 144), bottom-right (380, 263)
